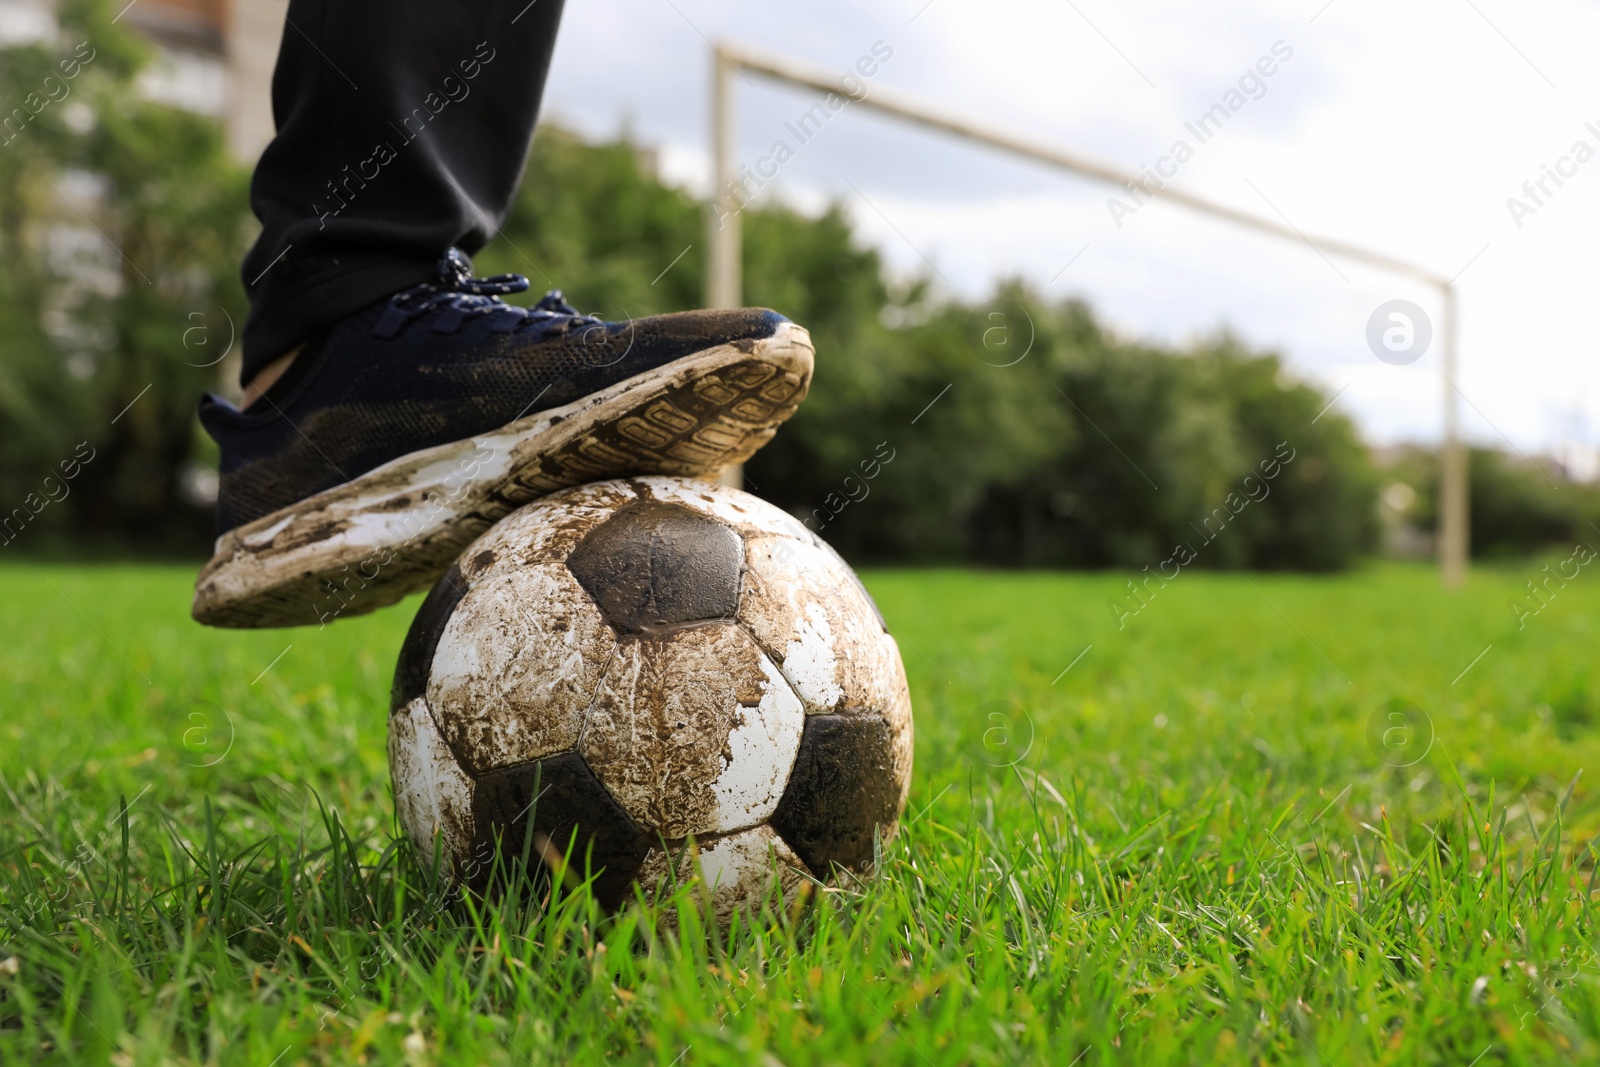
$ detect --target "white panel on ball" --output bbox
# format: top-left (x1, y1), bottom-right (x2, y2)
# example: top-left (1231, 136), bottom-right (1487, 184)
top-left (426, 563), bottom-right (618, 775)
top-left (624, 475), bottom-right (815, 542)
top-left (579, 624), bottom-right (805, 838)
top-left (455, 480), bottom-right (639, 579)
top-left (738, 534), bottom-right (902, 717)
top-left (635, 825), bottom-right (808, 924)
top-left (388, 696), bottom-right (476, 873)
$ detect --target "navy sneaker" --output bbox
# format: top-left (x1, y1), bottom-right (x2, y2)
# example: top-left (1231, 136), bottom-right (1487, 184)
top-left (193, 249), bottom-right (812, 629)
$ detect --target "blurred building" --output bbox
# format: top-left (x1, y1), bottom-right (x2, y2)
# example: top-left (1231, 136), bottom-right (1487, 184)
top-left (0, 0), bottom-right (281, 161)
top-left (0, 0), bottom-right (277, 407)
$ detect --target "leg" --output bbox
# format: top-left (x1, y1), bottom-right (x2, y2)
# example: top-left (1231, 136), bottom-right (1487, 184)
top-left (198, 0), bottom-right (816, 628)
top-left (239, 0), bottom-right (567, 385)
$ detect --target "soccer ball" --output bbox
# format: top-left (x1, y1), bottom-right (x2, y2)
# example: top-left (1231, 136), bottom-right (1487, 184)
top-left (386, 476), bottom-right (912, 920)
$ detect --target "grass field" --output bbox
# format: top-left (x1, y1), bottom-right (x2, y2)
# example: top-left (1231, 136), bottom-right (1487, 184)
top-left (4, 560), bottom-right (1600, 1065)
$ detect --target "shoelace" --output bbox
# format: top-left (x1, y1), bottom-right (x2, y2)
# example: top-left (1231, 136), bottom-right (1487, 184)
top-left (373, 248), bottom-right (604, 340)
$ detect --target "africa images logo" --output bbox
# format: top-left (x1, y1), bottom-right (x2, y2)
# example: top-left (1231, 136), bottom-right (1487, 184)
top-left (1106, 40), bottom-right (1294, 228)
top-left (1503, 120), bottom-right (1600, 230)
top-left (1365, 300), bottom-right (1432, 365)
top-left (713, 40), bottom-right (894, 226)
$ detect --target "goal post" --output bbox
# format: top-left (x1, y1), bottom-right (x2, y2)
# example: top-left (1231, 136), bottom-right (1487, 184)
top-left (705, 40), bottom-right (1468, 586)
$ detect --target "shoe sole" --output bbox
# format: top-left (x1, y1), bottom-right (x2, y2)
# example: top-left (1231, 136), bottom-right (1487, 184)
top-left (192, 322), bottom-right (814, 628)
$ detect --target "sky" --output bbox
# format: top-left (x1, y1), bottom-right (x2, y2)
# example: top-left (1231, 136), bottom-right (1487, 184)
top-left (536, 0), bottom-right (1600, 462)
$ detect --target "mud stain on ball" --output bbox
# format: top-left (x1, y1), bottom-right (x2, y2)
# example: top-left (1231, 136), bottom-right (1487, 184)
top-left (881, 653), bottom-right (915, 814)
top-left (459, 486), bottom-right (635, 575)
top-left (628, 475), bottom-right (815, 542)
top-left (579, 625), bottom-right (804, 838)
top-left (427, 564), bottom-right (618, 775)
top-left (737, 535), bottom-right (902, 717)
top-left (388, 696), bottom-right (476, 874)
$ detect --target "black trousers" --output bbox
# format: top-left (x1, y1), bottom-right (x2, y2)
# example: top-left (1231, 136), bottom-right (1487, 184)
top-left (239, 0), bottom-right (567, 384)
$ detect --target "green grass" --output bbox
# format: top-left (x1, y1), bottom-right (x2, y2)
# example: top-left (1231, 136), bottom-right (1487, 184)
top-left (4, 559), bottom-right (1600, 1064)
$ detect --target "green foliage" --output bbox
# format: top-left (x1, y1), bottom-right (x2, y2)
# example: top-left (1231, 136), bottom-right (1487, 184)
top-left (1382, 446), bottom-right (1600, 560)
top-left (0, 0), bottom-right (250, 555)
top-left (479, 129), bottom-right (704, 318)
top-left (753, 297), bottom-right (1377, 570)
top-left (1468, 450), bottom-right (1598, 559)
top-left (5, 562), bottom-right (1600, 1063)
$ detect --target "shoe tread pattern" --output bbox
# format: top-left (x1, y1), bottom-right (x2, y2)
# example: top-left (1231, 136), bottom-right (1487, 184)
top-left (192, 329), bottom-right (811, 629)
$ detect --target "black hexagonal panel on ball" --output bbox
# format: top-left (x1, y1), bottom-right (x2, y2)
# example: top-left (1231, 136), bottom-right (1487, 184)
top-left (771, 712), bottom-right (900, 877)
top-left (390, 560), bottom-right (469, 713)
top-left (566, 500), bottom-right (743, 634)
top-left (469, 750), bottom-right (652, 910)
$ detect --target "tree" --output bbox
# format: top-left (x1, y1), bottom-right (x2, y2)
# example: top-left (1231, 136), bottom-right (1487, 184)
top-left (0, 0), bottom-right (250, 556)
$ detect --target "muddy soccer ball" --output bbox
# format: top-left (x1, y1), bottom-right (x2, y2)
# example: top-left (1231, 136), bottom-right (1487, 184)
top-left (386, 476), bottom-right (912, 919)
